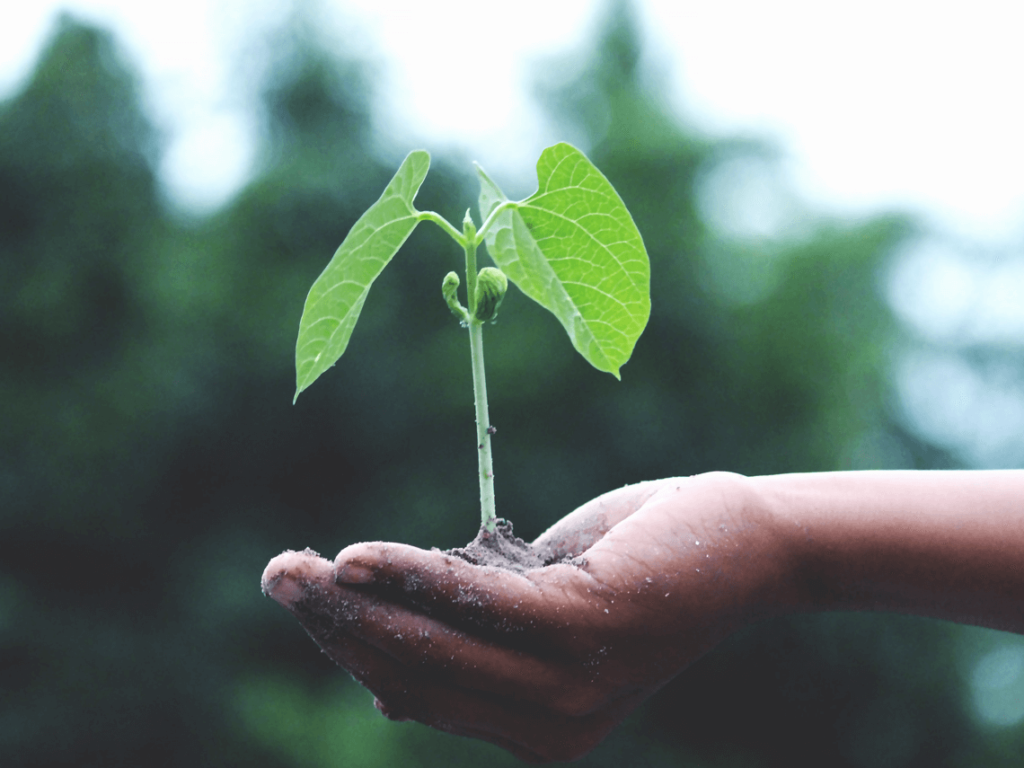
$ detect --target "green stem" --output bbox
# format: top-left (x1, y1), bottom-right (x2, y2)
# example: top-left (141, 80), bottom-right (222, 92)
top-left (469, 321), bottom-right (496, 533)
top-left (419, 211), bottom-right (465, 246)
top-left (476, 200), bottom-right (515, 241)
top-left (463, 217), bottom-right (497, 533)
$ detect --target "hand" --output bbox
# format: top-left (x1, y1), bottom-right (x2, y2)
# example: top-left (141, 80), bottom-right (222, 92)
top-left (261, 472), bottom-right (791, 762)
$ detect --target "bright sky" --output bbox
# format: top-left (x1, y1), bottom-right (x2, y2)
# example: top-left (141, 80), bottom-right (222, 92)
top-left (3, 0), bottom-right (1022, 244)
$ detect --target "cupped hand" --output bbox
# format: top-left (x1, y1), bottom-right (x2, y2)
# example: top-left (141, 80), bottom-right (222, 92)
top-left (261, 472), bottom-right (792, 762)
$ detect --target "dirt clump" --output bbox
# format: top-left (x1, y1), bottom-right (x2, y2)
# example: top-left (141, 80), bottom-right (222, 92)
top-left (441, 519), bottom-right (581, 574)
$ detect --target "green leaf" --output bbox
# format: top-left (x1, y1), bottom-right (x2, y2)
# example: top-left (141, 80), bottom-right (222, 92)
top-left (477, 143), bottom-right (650, 379)
top-left (294, 150), bottom-right (430, 402)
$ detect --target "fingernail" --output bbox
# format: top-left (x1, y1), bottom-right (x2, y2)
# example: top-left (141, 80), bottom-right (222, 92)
top-left (263, 573), bottom-right (305, 608)
top-left (336, 562), bottom-right (375, 584)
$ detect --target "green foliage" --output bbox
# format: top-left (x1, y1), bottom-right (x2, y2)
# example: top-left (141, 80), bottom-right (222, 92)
top-left (294, 142), bottom-right (650, 399)
top-left (236, 675), bottom-right (404, 766)
top-left (7, 5), bottom-right (1020, 768)
top-left (478, 143), bottom-right (650, 378)
top-left (293, 150), bottom-right (430, 401)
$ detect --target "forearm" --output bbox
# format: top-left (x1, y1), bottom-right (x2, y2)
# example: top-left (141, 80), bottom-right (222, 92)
top-left (753, 470), bottom-right (1024, 633)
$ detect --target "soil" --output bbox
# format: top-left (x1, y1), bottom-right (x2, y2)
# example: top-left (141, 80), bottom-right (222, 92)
top-left (441, 519), bottom-right (586, 574)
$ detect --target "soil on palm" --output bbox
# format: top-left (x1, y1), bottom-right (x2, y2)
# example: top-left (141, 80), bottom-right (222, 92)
top-left (443, 519), bottom-right (579, 574)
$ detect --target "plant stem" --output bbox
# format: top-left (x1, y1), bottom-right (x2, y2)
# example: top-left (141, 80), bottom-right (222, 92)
top-left (418, 211), bottom-right (465, 245)
top-left (463, 217), bottom-right (497, 533)
top-left (476, 200), bottom-right (515, 240)
top-left (469, 322), bottom-right (497, 533)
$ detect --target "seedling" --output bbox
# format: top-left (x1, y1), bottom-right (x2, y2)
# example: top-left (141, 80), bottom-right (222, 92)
top-left (294, 143), bottom-right (650, 533)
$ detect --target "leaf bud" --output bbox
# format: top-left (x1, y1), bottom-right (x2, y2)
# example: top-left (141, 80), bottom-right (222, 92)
top-left (474, 267), bottom-right (508, 323)
top-left (441, 271), bottom-right (468, 321)
top-left (462, 209), bottom-right (477, 242)
top-left (442, 271), bottom-right (460, 300)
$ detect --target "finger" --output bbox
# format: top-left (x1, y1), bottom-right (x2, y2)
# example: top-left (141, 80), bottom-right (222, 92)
top-left (262, 548), bottom-right (335, 605)
top-left (334, 542), bottom-right (611, 650)
top-left (265, 548), bottom-right (612, 711)
top-left (263, 550), bottom-right (644, 760)
top-left (278, 585), bottom-right (587, 763)
top-left (341, 587), bottom-right (618, 715)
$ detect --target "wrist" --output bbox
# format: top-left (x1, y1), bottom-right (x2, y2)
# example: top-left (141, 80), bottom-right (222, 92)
top-left (727, 473), bottom-right (810, 622)
top-left (666, 472), bottom-right (807, 626)
top-left (750, 472), bottom-right (893, 616)
top-left (749, 470), bottom-right (1024, 633)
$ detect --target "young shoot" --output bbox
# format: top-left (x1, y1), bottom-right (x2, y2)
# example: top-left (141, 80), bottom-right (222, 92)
top-left (292, 143), bottom-right (650, 533)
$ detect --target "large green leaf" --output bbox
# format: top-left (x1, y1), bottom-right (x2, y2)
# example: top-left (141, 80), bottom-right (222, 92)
top-left (478, 143), bottom-right (650, 378)
top-left (294, 150), bottom-right (430, 402)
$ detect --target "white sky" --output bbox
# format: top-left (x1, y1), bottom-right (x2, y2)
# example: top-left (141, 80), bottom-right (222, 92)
top-left (2, 0), bottom-right (1022, 244)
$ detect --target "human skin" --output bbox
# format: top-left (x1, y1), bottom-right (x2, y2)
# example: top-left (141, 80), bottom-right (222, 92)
top-left (261, 470), bottom-right (1024, 762)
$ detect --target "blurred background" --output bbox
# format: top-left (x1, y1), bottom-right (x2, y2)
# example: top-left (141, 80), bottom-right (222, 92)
top-left (2, 0), bottom-right (1023, 765)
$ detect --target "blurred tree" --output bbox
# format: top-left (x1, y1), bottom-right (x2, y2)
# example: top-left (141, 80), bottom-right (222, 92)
top-left (0, 16), bottom-right (290, 767)
top-left (2, 3), bottom-right (1020, 768)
